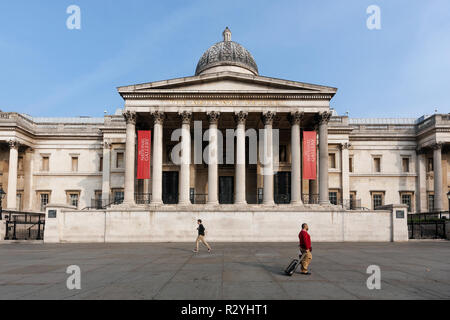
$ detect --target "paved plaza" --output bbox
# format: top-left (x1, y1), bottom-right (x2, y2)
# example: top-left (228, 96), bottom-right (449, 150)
top-left (0, 241), bottom-right (449, 300)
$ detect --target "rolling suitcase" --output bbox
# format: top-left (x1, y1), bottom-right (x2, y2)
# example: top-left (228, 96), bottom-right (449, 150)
top-left (284, 257), bottom-right (302, 276)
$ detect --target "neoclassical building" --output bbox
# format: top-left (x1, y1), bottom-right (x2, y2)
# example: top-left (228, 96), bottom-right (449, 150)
top-left (1, 28), bottom-right (449, 216)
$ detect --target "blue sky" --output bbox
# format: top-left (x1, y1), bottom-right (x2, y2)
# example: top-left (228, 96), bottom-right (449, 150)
top-left (0, 0), bottom-right (449, 118)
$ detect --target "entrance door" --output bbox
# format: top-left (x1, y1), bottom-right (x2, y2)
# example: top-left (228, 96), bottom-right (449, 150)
top-left (274, 172), bottom-right (291, 204)
top-left (219, 176), bottom-right (234, 204)
top-left (162, 171), bottom-right (179, 204)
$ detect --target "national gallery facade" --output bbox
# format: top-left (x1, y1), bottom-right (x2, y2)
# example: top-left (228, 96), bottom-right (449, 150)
top-left (1, 28), bottom-right (449, 231)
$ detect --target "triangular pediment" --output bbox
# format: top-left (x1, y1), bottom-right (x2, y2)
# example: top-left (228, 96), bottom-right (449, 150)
top-left (117, 71), bottom-right (337, 95)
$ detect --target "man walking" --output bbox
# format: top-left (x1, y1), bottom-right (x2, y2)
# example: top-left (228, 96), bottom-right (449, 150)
top-left (299, 223), bottom-right (312, 275)
top-left (193, 219), bottom-right (212, 253)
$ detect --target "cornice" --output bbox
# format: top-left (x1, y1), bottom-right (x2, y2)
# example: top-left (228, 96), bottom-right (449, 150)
top-left (121, 93), bottom-right (333, 100)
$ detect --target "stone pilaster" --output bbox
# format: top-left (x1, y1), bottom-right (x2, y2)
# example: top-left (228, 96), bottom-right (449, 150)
top-left (432, 143), bottom-right (443, 211)
top-left (340, 142), bottom-right (351, 205)
top-left (7, 140), bottom-right (19, 210)
top-left (416, 148), bottom-right (427, 213)
top-left (102, 141), bottom-right (112, 202)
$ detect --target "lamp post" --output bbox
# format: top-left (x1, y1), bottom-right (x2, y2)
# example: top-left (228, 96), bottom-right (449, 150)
top-left (0, 188), bottom-right (6, 220)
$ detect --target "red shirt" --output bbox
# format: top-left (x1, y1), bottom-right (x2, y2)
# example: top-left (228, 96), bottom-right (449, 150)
top-left (299, 230), bottom-right (311, 250)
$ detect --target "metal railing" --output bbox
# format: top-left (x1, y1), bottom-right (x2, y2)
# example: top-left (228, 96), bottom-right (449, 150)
top-left (408, 211), bottom-right (448, 239)
top-left (135, 193), bottom-right (151, 205)
top-left (3, 211), bottom-right (45, 240)
top-left (302, 194), bottom-right (319, 205)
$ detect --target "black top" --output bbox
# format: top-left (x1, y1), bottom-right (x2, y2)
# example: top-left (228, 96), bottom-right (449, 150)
top-left (198, 224), bottom-right (205, 236)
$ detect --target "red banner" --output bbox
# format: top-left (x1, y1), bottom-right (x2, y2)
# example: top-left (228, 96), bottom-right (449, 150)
top-left (137, 131), bottom-right (151, 180)
top-left (303, 131), bottom-right (317, 180)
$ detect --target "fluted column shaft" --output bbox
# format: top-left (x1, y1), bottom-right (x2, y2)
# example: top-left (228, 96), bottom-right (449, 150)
top-left (123, 111), bottom-right (136, 205)
top-left (235, 112), bottom-right (247, 205)
top-left (433, 143), bottom-right (443, 211)
top-left (262, 112), bottom-right (276, 205)
top-left (179, 112), bottom-right (192, 205)
top-left (290, 112), bottom-right (303, 205)
top-left (318, 112), bottom-right (331, 205)
top-left (207, 112), bottom-right (220, 205)
top-left (151, 112), bottom-right (165, 205)
top-left (7, 140), bottom-right (19, 210)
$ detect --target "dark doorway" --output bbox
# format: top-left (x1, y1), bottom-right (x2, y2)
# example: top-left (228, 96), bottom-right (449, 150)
top-left (162, 171), bottom-right (179, 204)
top-left (274, 172), bottom-right (291, 204)
top-left (219, 176), bottom-right (234, 204)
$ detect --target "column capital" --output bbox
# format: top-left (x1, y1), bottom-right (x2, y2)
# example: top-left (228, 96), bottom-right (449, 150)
top-left (234, 111), bottom-right (248, 125)
top-left (179, 111), bottom-right (192, 125)
top-left (432, 142), bottom-right (443, 150)
top-left (122, 110), bottom-right (137, 125)
top-left (152, 111), bottom-right (165, 125)
top-left (339, 142), bottom-right (351, 150)
top-left (103, 141), bottom-right (112, 150)
top-left (8, 139), bottom-right (19, 150)
top-left (25, 147), bottom-right (34, 154)
top-left (262, 111), bottom-right (276, 125)
top-left (207, 111), bottom-right (221, 125)
top-left (289, 111), bottom-right (304, 126)
top-left (317, 111), bottom-right (332, 125)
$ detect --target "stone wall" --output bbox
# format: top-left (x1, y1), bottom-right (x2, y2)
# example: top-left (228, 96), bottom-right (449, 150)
top-left (44, 205), bottom-right (409, 243)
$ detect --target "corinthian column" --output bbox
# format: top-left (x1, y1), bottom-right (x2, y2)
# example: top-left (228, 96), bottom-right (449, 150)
top-left (262, 111), bottom-right (276, 205)
top-left (7, 140), bottom-right (19, 210)
top-left (151, 112), bottom-right (165, 205)
top-left (433, 143), bottom-right (443, 211)
top-left (123, 110), bottom-right (137, 205)
top-left (318, 111), bottom-right (332, 205)
top-left (207, 111), bottom-right (220, 205)
top-left (235, 111), bottom-right (248, 205)
top-left (179, 111), bottom-right (192, 205)
top-left (290, 111), bottom-right (303, 205)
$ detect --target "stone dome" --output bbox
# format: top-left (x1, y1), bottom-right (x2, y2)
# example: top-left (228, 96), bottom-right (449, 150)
top-left (195, 27), bottom-right (259, 76)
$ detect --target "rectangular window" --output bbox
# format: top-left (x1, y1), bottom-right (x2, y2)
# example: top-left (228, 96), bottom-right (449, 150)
top-left (349, 157), bottom-right (353, 173)
top-left (42, 156), bottom-right (49, 172)
top-left (99, 156), bottom-right (103, 172)
top-left (116, 152), bottom-right (124, 168)
top-left (40, 193), bottom-right (49, 212)
top-left (18, 157), bottom-right (24, 172)
top-left (428, 194), bottom-right (434, 212)
top-left (71, 157), bottom-right (78, 172)
top-left (113, 190), bottom-right (124, 204)
top-left (373, 157), bottom-right (381, 173)
top-left (279, 145), bottom-right (287, 163)
top-left (401, 193), bottom-right (412, 212)
top-left (427, 158), bottom-right (433, 172)
top-left (402, 158), bottom-right (410, 173)
top-left (329, 191), bottom-right (338, 205)
top-left (372, 193), bottom-right (383, 209)
top-left (68, 193), bottom-right (79, 208)
top-left (329, 153), bottom-right (336, 169)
